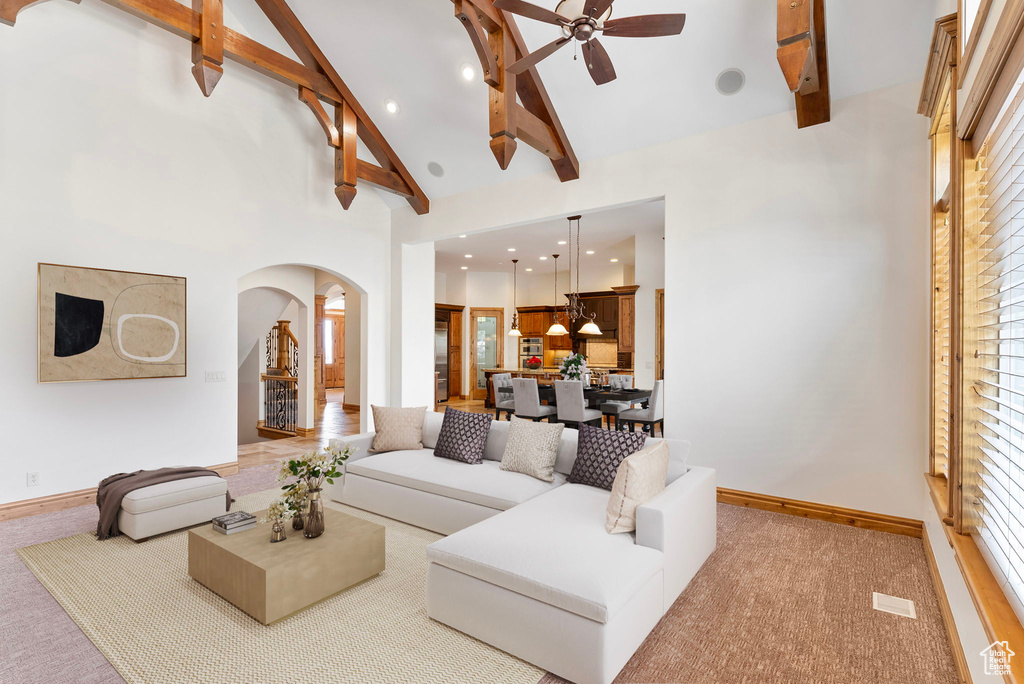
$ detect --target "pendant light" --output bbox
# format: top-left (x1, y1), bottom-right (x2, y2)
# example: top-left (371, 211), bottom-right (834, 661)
top-left (564, 215), bottom-right (601, 335)
top-left (545, 254), bottom-right (569, 336)
top-left (508, 259), bottom-right (522, 337)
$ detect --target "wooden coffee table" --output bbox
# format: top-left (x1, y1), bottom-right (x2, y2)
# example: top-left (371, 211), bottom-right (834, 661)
top-left (187, 507), bottom-right (385, 625)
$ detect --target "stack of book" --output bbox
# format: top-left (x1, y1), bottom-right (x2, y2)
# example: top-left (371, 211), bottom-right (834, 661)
top-left (212, 511), bottom-right (256, 535)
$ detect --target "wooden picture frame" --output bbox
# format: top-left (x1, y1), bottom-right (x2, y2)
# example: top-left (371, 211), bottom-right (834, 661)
top-left (37, 263), bottom-right (187, 382)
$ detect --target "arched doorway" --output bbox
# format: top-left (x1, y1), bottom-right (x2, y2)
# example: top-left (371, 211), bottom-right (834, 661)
top-left (236, 264), bottom-right (367, 467)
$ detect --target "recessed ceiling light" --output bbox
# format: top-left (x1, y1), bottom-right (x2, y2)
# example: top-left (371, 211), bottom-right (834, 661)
top-left (610, 258), bottom-right (619, 262)
top-left (586, 250), bottom-right (595, 255)
top-left (558, 241), bottom-right (567, 245)
top-left (458, 234), bottom-right (467, 238)
top-left (384, 99), bottom-right (400, 115)
top-left (465, 254), bottom-right (472, 258)
top-left (539, 256), bottom-right (548, 260)
top-left (507, 248), bottom-right (516, 252)
top-left (525, 268), bottom-right (533, 271)
top-left (460, 63), bottom-right (476, 81)
top-left (461, 266), bottom-right (468, 270)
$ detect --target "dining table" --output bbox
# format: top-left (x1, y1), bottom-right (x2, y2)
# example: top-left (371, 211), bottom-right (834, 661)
top-left (497, 385), bottom-right (651, 409)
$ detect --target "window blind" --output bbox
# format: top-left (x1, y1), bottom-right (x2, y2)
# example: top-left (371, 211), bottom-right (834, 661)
top-left (965, 79), bottom-right (1024, 621)
top-left (933, 111), bottom-right (952, 479)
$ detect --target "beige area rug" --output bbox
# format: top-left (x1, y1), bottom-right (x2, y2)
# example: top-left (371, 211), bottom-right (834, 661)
top-left (17, 488), bottom-right (544, 684)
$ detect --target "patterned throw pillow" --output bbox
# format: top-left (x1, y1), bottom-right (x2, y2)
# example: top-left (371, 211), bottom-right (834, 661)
top-left (606, 441), bottom-right (670, 534)
top-left (434, 408), bottom-right (493, 464)
top-left (567, 424), bottom-right (647, 490)
top-left (500, 416), bottom-right (565, 482)
top-left (369, 406), bottom-right (427, 453)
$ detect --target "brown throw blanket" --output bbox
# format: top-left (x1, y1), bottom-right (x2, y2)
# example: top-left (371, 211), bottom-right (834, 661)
top-left (96, 467), bottom-right (231, 540)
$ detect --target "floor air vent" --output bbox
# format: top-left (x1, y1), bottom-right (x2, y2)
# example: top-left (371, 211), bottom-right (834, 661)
top-left (872, 592), bottom-right (916, 619)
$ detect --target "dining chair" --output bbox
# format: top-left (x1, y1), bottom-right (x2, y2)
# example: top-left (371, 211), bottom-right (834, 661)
top-left (618, 380), bottom-right (664, 436)
top-left (512, 378), bottom-right (557, 422)
top-left (600, 375), bottom-right (635, 430)
top-left (491, 373), bottom-right (515, 420)
top-left (554, 380), bottom-right (603, 429)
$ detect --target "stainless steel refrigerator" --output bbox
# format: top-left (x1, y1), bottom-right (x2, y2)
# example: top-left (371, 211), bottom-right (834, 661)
top-left (435, 319), bottom-right (448, 401)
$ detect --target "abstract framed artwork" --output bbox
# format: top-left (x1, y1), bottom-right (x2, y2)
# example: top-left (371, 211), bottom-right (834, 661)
top-left (38, 263), bottom-right (186, 382)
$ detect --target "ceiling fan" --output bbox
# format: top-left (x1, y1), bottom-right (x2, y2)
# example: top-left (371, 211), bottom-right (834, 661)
top-left (492, 0), bottom-right (686, 85)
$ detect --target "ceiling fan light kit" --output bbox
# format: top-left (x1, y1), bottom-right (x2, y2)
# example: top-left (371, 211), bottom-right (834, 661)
top-left (493, 0), bottom-right (686, 85)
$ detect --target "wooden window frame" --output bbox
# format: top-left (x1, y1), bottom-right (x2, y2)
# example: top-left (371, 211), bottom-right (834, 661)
top-left (960, 0), bottom-right (995, 87)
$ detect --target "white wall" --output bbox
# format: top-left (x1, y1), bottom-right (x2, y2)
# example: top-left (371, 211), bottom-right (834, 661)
top-left (0, 0), bottom-right (391, 503)
top-left (395, 81), bottom-right (930, 521)
top-left (633, 231), bottom-right (665, 388)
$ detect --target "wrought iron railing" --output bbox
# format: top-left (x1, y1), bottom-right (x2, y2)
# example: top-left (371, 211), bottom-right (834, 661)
top-left (262, 374), bottom-right (298, 434)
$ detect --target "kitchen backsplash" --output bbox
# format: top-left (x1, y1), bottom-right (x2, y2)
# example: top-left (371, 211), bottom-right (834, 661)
top-left (584, 338), bottom-right (619, 367)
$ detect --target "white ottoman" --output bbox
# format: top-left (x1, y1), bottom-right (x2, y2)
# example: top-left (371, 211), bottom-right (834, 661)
top-left (118, 476), bottom-right (229, 541)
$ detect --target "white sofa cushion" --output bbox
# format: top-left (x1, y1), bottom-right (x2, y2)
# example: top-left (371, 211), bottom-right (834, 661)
top-left (120, 476), bottom-right (227, 515)
top-left (606, 441), bottom-right (670, 534)
top-left (347, 450), bottom-right (565, 511)
top-left (425, 484), bottom-right (663, 624)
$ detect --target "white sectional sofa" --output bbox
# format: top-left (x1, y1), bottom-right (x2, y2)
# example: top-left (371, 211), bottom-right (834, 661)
top-left (326, 410), bottom-right (716, 684)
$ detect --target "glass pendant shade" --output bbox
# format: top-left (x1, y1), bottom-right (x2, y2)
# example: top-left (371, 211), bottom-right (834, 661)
top-left (578, 321), bottom-right (602, 335)
top-left (546, 322), bottom-right (569, 336)
top-left (508, 327), bottom-right (522, 337)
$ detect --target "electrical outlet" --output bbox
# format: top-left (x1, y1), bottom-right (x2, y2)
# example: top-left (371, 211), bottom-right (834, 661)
top-left (205, 370), bottom-right (227, 383)
top-left (26, 472), bottom-right (39, 487)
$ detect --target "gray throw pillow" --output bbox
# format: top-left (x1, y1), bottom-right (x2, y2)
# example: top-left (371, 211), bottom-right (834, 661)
top-left (434, 408), bottom-right (492, 464)
top-left (500, 416), bottom-right (565, 482)
top-left (567, 424), bottom-right (647, 490)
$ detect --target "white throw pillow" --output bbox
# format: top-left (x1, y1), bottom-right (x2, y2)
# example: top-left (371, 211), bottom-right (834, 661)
top-left (369, 406), bottom-right (427, 453)
top-left (605, 441), bottom-right (670, 534)
top-left (499, 416), bottom-right (565, 482)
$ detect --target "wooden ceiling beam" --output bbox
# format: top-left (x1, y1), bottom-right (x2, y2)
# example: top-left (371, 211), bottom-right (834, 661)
top-left (450, 0), bottom-right (580, 182)
top-left (5, 0), bottom-right (429, 214)
top-left (253, 0), bottom-right (429, 214)
top-left (455, 0), bottom-right (499, 87)
top-left (515, 104), bottom-right (562, 160)
top-left (489, 20), bottom-right (517, 169)
top-left (335, 102), bottom-right (357, 209)
top-left (300, 86), bottom-right (341, 148)
top-left (1, 0), bottom-right (78, 26)
top-left (190, 0), bottom-right (223, 97)
top-left (777, 0), bottom-right (830, 128)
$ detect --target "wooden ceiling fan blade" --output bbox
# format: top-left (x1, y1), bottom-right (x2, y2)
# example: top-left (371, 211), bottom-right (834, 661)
top-left (583, 39), bottom-right (616, 85)
top-left (493, 0), bottom-right (566, 26)
top-left (583, 0), bottom-right (614, 18)
top-left (602, 14), bottom-right (686, 37)
top-left (507, 36), bottom-right (571, 74)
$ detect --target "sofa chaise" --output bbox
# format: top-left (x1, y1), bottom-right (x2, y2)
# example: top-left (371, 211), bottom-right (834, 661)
top-left (326, 410), bottom-right (716, 684)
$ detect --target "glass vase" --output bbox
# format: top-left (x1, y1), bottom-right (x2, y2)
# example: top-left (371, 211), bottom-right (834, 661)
top-left (304, 489), bottom-right (325, 539)
top-left (270, 520), bottom-right (286, 543)
top-left (292, 512), bottom-right (304, 531)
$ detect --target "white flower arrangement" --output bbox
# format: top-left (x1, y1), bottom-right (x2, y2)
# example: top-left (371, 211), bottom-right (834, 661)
top-left (279, 442), bottom-right (353, 494)
top-left (559, 352), bottom-right (588, 381)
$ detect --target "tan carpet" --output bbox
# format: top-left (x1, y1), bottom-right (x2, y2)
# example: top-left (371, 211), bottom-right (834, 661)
top-left (17, 488), bottom-right (543, 684)
top-left (544, 504), bottom-right (959, 684)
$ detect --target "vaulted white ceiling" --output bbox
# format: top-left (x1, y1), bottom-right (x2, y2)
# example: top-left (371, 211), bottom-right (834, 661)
top-left (225, 0), bottom-right (938, 203)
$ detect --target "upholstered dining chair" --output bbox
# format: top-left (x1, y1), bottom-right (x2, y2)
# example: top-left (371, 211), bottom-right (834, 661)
top-left (491, 373), bottom-right (515, 420)
top-left (600, 374), bottom-right (635, 430)
top-left (511, 378), bottom-right (557, 422)
top-left (617, 380), bottom-right (664, 436)
top-left (554, 380), bottom-right (603, 429)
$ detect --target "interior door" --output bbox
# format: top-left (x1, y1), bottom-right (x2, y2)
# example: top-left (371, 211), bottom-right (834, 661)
top-left (469, 308), bottom-right (504, 401)
top-left (325, 313), bottom-right (345, 389)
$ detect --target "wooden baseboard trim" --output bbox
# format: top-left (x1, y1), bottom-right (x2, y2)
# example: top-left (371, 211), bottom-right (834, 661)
top-left (257, 426), bottom-right (297, 439)
top-left (295, 427), bottom-right (315, 437)
top-left (342, 403), bottom-right (360, 411)
top-left (922, 525), bottom-right (973, 683)
top-left (0, 461), bottom-right (240, 523)
top-left (717, 487), bottom-right (923, 538)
